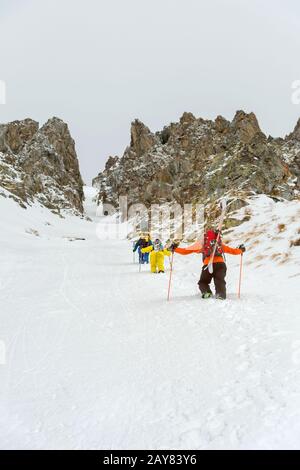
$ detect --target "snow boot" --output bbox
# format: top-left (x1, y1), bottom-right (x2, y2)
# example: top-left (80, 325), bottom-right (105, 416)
top-left (215, 294), bottom-right (226, 300)
top-left (202, 292), bottom-right (212, 299)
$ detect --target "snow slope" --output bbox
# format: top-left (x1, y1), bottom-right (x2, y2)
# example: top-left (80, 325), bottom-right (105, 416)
top-left (0, 188), bottom-right (300, 449)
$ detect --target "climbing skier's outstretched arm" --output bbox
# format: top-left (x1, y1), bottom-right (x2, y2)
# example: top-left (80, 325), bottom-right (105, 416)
top-left (222, 244), bottom-right (243, 255)
top-left (141, 245), bottom-right (153, 254)
top-left (174, 247), bottom-right (202, 255)
top-left (174, 244), bottom-right (244, 256)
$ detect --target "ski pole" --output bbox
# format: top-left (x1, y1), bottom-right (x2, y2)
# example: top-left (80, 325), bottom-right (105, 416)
top-left (238, 254), bottom-right (243, 299)
top-left (167, 252), bottom-right (174, 301)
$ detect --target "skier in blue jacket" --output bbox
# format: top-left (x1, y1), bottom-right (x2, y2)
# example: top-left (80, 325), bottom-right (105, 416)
top-left (133, 234), bottom-right (152, 264)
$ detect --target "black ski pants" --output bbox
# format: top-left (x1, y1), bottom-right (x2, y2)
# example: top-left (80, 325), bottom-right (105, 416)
top-left (198, 263), bottom-right (227, 299)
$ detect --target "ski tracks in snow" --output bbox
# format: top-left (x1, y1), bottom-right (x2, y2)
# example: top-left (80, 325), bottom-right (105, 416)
top-left (2, 224), bottom-right (300, 449)
top-left (168, 293), bottom-right (300, 449)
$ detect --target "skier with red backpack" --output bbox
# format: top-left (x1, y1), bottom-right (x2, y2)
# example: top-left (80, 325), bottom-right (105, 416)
top-left (171, 230), bottom-right (245, 299)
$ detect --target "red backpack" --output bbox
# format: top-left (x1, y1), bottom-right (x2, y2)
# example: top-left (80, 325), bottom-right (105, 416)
top-left (203, 230), bottom-right (223, 260)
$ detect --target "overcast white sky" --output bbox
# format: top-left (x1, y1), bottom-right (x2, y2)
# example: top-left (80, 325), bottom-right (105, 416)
top-left (0, 0), bottom-right (300, 182)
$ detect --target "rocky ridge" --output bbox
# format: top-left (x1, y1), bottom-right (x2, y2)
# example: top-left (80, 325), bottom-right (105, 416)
top-left (0, 117), bottom-right (84, 214)
top-left (93, 110), bottom-right (300, 227)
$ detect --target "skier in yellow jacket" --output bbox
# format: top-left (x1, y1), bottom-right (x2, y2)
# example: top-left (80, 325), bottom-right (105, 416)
top-left (141, 238), bottom-right (171, 273)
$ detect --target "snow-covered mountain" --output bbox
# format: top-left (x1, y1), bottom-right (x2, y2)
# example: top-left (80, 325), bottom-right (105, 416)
top-left (0, 117), bottom-right (84, 214)
top-left (1, 110), bottom-right (300, 449)
top-left (1, 187), bottom-right (300, 449)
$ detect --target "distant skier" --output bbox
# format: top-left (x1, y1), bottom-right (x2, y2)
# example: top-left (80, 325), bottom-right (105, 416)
top-left (171, 230), bottom-right (245, 299)
top-left (133, 234), bottom-right (152, 264)
top-left (141, 238), bottom-right (171, 273)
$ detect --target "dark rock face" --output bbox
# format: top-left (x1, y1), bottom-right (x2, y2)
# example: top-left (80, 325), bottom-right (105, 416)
top-left (93, 111), bottom-right (300, 216)
top-left (230, 110), bottom-right (263, 143)
top-left (0, 119), bottom-right (39, 153)
top-left (0, 117), bottom-right (84, 213)
top-left (130, 119), bottom-right (157, 156)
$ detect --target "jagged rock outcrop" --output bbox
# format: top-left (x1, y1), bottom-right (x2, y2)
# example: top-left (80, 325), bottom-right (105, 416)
top-left (230, 110), bottom-right (263, 143)
top-left (130, 119), bottom-right (157, 156)
top-left (0, 118), bottom-right (39, 153)
top-left (0, 117), bottom-right (84, 213)
top-left (93, 111), bottom-right (300, 219)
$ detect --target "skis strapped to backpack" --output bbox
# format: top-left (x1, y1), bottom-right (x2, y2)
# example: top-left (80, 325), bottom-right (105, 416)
top-left (207, 198), bottom-right (227, 274)
top-left (203, 230), bottom-right (223, 259)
